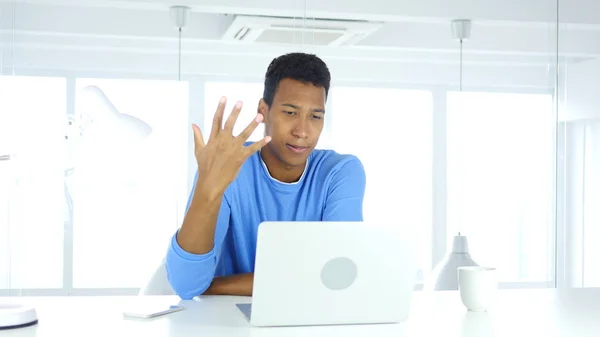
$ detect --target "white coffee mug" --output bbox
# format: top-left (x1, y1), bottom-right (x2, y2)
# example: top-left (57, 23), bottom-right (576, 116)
top-left (458, 266), bottom-right (498, 312)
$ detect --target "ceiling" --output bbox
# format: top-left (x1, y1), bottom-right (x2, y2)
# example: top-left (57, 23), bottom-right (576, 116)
top-left (0, 0), bottom-right (598, 88)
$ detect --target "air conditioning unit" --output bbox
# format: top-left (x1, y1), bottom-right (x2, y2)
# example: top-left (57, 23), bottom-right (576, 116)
top-left (222, 15), bottom-right (382, 46)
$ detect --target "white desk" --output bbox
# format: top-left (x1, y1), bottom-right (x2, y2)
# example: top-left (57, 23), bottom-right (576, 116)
top-left (2, 288), bottom-right (599, 337)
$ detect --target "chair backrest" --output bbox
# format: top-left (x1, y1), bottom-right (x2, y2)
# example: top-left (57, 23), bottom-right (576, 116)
top-left (138, 258), bottom-right (175, 296)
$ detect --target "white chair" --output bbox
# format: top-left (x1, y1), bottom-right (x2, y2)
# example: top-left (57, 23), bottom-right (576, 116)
top-left (138, 258), bottom-right (176, 295)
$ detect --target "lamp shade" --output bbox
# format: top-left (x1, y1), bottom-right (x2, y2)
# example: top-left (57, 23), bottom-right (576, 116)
top-left (78, 85), bottom-right (152, 140)
top-left (428, 233), bottom-right (478, 290)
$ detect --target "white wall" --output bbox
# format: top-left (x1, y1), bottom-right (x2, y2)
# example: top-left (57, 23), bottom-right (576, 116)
top-left (560, 58), bottom-right (600, 121)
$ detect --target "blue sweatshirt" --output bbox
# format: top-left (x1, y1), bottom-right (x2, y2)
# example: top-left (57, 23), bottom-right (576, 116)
top-left (165, 146), bottom-right (366, 299)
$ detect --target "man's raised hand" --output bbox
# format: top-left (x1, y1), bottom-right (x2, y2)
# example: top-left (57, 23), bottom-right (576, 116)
top-left (192, 97), bottom-right (271, 196)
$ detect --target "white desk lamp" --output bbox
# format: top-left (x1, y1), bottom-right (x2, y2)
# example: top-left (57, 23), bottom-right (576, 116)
top-left (428, 232), bottom-right (479, 290)
top-left (76, 85), bottom-right (152, 141)
top-left (65, 85), bottom-right (152, 224)
top-left (0, 86), bottom-right (152, 330)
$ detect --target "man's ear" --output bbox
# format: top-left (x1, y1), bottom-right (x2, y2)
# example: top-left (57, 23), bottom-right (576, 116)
top-left (258, 98), bottom-right (269, 123)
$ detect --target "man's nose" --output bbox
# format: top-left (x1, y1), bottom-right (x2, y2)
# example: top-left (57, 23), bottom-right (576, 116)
top-left (292, 118), bottom-right (309, 139)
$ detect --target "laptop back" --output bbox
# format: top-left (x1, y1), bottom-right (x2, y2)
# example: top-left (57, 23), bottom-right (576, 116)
top-left (248, 221), bottom-right (417, 327)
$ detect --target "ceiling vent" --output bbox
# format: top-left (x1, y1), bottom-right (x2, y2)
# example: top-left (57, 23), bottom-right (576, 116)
top-left (222, 15), bottom-right (382, 46)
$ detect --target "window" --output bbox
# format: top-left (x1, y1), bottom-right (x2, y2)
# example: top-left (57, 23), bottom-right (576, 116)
top-left (331, 87), bottom-right (433, 282)
top-left (583, 121), bottom-right (600, 286)
top-left (204, 82), bottom-right (266, 142)
top-left (0, 76), bottom-right (66, 290)
top-left (446, 91), bottom-right (555, 283)
top-left (71, 78), bottom-right (188, 289)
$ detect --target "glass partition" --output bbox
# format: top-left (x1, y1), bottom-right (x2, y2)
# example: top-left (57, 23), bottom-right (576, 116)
top-left (1, 0), bottom-right (567, 295)
top-left (556, 0), bottom-right (600, 288)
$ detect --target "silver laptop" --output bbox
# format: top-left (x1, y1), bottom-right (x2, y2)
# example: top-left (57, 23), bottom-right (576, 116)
top-left (237, 221), bottom-right (418, 327)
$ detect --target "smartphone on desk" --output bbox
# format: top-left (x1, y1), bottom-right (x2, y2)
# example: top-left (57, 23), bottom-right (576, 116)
top-left (123, 301), bottom-right (185, 319)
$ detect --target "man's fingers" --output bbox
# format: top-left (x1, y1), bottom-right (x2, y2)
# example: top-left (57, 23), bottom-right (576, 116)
top-left (244, 135), bottom-right (272, 157)
top-left (237, 113), bottom-right (263, 142)
top-left (192, 124), bottom-right (206, 150)
top-left (209, 97), bottom-right (226, 141)
top-left (224, 101), bottom-right (243, 134)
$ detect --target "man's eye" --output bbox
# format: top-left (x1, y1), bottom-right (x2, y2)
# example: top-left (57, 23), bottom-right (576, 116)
top-left (283, 111), bottom-right (295, 115)
top-left (312, 115), bottom-right (323, 120)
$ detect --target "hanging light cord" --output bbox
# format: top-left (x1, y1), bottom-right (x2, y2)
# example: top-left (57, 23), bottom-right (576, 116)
top-left (302, 0), bottom-right (307, 48)
top-left (178, 27), bottom-right (182, 81)
top-left (459, 38), bottom-right (463, 91)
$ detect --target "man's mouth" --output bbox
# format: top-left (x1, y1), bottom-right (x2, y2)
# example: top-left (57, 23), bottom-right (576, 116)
top-left (286, 144), bottom-right (309, 154)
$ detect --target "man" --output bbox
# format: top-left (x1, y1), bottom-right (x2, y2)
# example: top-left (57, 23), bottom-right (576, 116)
top-left (165, 52), bottom-right (366, 300)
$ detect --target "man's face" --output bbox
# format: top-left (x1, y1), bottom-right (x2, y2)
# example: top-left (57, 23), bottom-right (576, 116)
top-left (259, 78), bottom-right (326, 168)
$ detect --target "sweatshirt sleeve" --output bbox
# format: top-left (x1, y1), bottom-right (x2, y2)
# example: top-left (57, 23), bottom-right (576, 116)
top-left (165, 172), bottom-right (232, 300)
top-left (322, 156), bottom-right (366, 222)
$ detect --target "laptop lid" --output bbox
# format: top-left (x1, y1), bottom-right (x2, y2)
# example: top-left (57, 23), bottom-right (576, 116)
top-left (246, 221), bottom-right (418, 327)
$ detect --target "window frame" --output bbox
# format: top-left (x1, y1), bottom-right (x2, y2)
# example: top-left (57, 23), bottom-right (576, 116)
top-left (1, 69), bottom-right (562, 295)
top-left (1, 71), bottom-right (191, 295)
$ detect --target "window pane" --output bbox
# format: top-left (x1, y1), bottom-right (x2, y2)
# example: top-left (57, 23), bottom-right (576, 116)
top-left (72, 78), bottom-right (188, 288)
top-left (331, 87), bottom-right (433, 282)
top-left (447, 91), bottom-right (554, 283)
top-left (0, 76), bottom-right (66, 289)
top-left (204, 82), bottom-right (265, 142)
